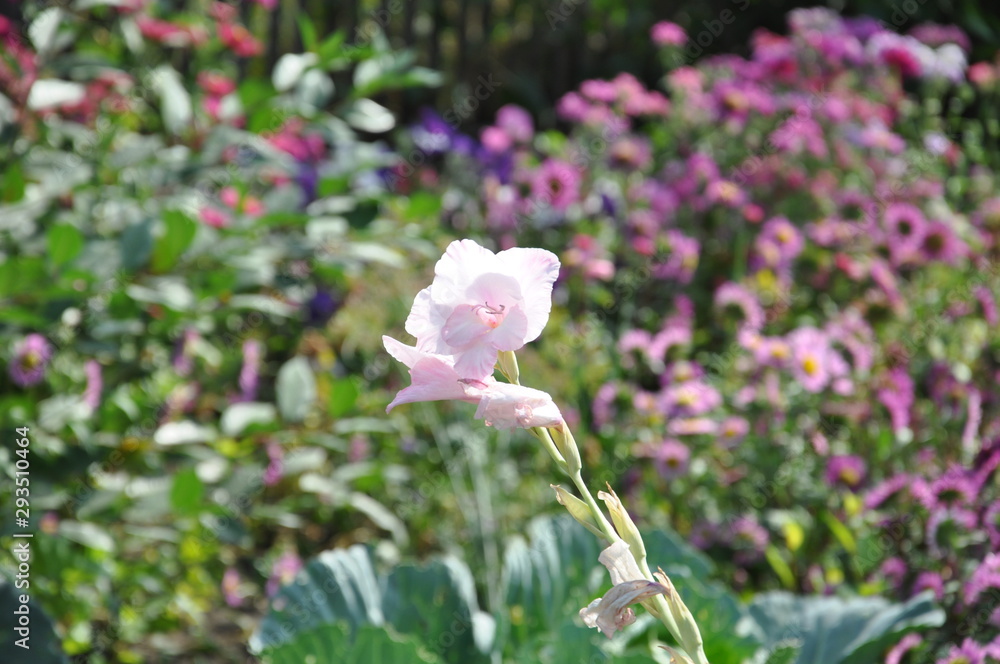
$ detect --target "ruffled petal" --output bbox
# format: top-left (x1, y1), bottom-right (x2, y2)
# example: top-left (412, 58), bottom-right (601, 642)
top-left (496, 247), bottom-right (561, 342)
top-left (432, 239), bottom-right (503, 304)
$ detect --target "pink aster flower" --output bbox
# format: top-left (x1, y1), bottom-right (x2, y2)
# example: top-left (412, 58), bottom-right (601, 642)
top-left (825, 454), bottom-right (866, 489)
top-left (715, 282), bottom-right (765, 331)
top-left (882, 203), bottom-right (928, 264)
top-left (651, 21), bottom-right (687, 47)
top-left (886, 634), bottom-right (923, 664)
top-left (530, 159), bottom-right (581, 212)
top-left (495, 104), bottom-right (534, 144)
top-left (649, 438), bottom-right (690, 479)
top-left (382, 337), bottom-right (563, 430)
top-left (579, 540), bottom-right (668, 639)
top-left (10, 334), bottom-right (53, 387)
top-left (83, 359), bottom-right (102, 411)
top-left (718, 416), bottom-right (750, 448)
top-left (786, 327), bottom-right (840, 393)
top-left (913, 571), bottom-right (945, 601)
top-left (265, 551), bottom-right (303, 597)
top-left (404, 240), bottom-right (560, 380)
top-left (937, 639), bottom-right (987, 664)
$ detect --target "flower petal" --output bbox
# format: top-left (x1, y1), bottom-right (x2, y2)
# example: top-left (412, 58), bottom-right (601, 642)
top-left (579, 579), bottom-right (669, 638)
top-left (432, 239), bottom-right (504, 304)
top-left (442, 304), bottom-right (493, 348)
top-left (496, 247), bottom-right (561, 342)
top-left (598, 540), bottom-right (645, 586)
top-left (473, 383), bottom-right (563, 429)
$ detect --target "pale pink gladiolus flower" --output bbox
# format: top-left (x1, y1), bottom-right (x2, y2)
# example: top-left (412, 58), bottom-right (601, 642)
top-left (579, 540), bottom-right (668, 638)
top-left (405, 239), bottom-right (560, 380)
top-left (383, 336), bottom-right (563, 430)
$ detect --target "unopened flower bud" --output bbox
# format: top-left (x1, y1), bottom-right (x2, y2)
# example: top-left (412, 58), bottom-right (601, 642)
top-left (551, 485), bottom-right (605, 539)
top-left (654, 568), bottom-right (706, 662)
top-left (497, 349), bottom-right (520, 385)
top-left (550, 424), bottom-right (582, 475)
top-left (598, 486), bottom-right (646, 564)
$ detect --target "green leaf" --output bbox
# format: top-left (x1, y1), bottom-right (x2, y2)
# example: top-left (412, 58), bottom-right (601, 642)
top-left (297, 15), bottom-right (318, 52)
top-left (329, 378), bottom-right (359, 418)
top-left (1, 160), bottom-right (25, 202)
top-left (746, 591), bottom-right (945, 664)
top-left (120, 219), bottom-right (154, 271)
top-left (383, 557), bottom-right (493, 663)
top-left (46, 224), bottom-right (84, 267)
top-left (0, 577), bottom-right (69, 663)
top-left (260, 623), bottom-right (440, 664)
top-left (170, 468), bottom-right (204, 517)
top-left (253, 545), bottom-right (491, 664)
top-left (220, 402), bottom-right (278, 437)
top-left (151, 210), bottom-right (197, 272)
top-left (276, 356), bottom-right (317, 422)
top-left (764, 545), bottom-right (796, 590)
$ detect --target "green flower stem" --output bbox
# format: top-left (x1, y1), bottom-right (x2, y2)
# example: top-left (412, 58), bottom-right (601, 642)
top-left (568, 467), bottom-right (618, 543)
top-left (505, 350), bottom-right (707, 664)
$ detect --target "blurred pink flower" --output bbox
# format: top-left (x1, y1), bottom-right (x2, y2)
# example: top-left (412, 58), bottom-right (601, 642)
top-left (651, 21), bottom-right (687, 47)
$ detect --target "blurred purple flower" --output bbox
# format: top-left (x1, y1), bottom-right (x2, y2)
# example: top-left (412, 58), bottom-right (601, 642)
top-left (238, 339), bottom-right (262, 402)
top-left (936, 639), bottom-right (987, 664)
top-left (651, 21), bottom-right (687, 47)
top-left (530, 159), bottom-right (580, 212)
top-left (222, 568), bottom-right (245, 607)
top-left (877, 367), bottom-right (914, 433)
top-left (983, 501), bottom-right (1000, 548)
top-left (266, 552), bottom-right (303, 597)
top-left (926, 506), bottom-right (977, 558)
top-left (881, 557), bottom-right (909, 590)
top-left (652, 439), bottom-right (690, 479)
top-left (263, 443), bottom-right (284, 486)
top-left (729, 516), bottom-right (769, 566)
top-left (825, 455), bottom-right (866, 489)
top-left (714, 282), bottom-right (764, 331)
top-left (494, 104), bottom-right (533, 144)
top-left (965, 553), bottom-right (1000, 605)
top-left (305, 289), bottom-right (340, 327)
top-left (912, 571), bottom-right (945, 601)
top-left (10, 334), bottom-right (52, 387)
top-left (173, 329), bottom-right (199, 376)
top-left (864, 474), bottom-right (911, 510)
top-left (84, 359), bottom-right (102, 410)
top-left (718, 416), bottom-right (750, 448)
top-left (885, 634), bottom-right (923, 664)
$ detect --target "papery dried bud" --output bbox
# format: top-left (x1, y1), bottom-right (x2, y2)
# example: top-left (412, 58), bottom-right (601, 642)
top-left (551, 484), bottom-right (604, 538)
top-left (579, 579), bottom-right (669, 638)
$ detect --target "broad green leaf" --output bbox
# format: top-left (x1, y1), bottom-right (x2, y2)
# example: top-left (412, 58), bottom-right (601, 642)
top-left (220, 402), bottom-right (278, 437)
top-left (47, 224), bottom-right (84, 267)
top-left (2, 161), bottom-right (25, 202)
top-left (170, 468), bottom-right (204, 517)
top-left (260, 623), bottom-right (440, 664)
top-left (382, 557), bottom-right (493, 663)
top-left (746, 591), bottom-right (944, 664)
top-left (151, 211), bottom-right (197, 272)
top-left (329, 378), bottom-right (359, 417)
top-left (120, 219), bottom-right (154, 271)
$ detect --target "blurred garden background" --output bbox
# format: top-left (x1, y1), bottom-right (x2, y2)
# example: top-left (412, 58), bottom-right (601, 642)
top-left (1, 0), bottom-right (1000, 662)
